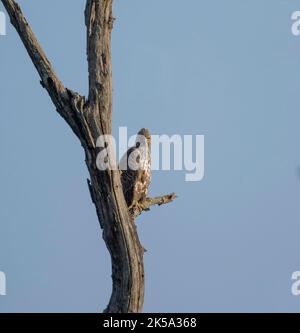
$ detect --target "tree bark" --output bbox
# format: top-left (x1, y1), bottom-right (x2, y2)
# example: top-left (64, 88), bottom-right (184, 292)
top-left (2, 0), bottom-right (175, 313)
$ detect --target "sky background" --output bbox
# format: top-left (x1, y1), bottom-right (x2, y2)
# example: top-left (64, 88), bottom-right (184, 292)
top-left (1, 0), bottom-right (300, 312)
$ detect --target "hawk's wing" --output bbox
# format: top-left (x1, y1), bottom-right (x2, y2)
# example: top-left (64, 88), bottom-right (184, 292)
top-left (119, 147), bottom-right (139, 207)
top-left (119, 145), bottom-right (151, 207)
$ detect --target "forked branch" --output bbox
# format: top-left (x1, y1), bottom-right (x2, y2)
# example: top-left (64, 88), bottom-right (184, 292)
top-left (2, 0), bottom-right (176, 313)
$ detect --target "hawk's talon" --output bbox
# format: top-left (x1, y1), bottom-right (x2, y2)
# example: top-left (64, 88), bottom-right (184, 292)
top-left (128, 201), bottom-right (149, 215)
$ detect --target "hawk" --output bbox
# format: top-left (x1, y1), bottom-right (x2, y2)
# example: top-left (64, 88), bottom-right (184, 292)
top-left (119, 128), bottom-right (152, 208)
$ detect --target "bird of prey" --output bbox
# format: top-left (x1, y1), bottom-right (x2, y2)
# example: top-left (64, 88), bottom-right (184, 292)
top-left (119, 128), bottom-right (152, 209)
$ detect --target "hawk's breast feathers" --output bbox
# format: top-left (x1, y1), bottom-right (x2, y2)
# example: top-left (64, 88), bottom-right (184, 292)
top-left (120, 128), bottom-right (151, 207)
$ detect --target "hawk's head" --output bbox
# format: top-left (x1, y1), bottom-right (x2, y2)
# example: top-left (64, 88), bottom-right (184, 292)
top-left (136, 128), bottom-right (151, 148)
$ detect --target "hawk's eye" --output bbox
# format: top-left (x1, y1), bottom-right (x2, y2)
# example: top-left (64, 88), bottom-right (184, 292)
top-left (136, 155), bottom-right (141, 163)
top-left (136, 142), bottom-right (141, 148)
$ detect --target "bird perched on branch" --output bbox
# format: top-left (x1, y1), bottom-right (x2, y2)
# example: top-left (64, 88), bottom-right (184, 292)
top-left (119, 128), bottom-right (152, 209)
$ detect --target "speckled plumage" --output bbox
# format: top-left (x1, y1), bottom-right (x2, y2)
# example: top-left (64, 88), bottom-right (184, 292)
top-left (120, 129), bottom-right (151, 207)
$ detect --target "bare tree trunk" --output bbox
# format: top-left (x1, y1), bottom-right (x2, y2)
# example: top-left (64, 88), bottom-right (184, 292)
top-left (2, 0), bottom-right (176, 313)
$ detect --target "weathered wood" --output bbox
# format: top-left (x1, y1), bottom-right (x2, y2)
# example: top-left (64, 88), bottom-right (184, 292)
top-left (2, 0), bottom-right (176, 313)
top-left (132, 193), bottom-right (177, 219)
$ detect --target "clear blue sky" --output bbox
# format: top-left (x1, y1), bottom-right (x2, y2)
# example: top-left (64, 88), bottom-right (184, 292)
top-left (1, 0), bottom-right (300, 312)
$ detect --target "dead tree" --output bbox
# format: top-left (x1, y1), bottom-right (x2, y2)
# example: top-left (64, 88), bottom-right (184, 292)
top-left (2, 0), bottom-right (176, 313)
